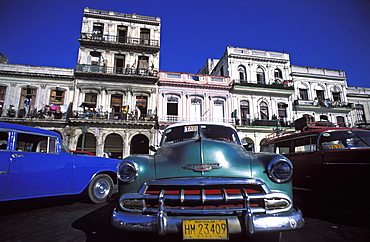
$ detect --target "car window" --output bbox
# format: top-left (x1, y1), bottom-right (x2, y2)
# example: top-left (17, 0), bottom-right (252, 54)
top-left (200, 125), bottom-right (240, 144)
top-left (16, 133), bottom-right (57, 153)
top-left (320, 130), bottom-right (370, 150)
top-left (0, 131), bottom-right (8, 150)
top-left (162, 125), bottom-right (198, 145)
top-left (294, 136), bottom-right (317, 153)
top-left (275, 139), bottom-right (291, 154)
top-left (352, 130), bottom-right (370, 147)
top-left (260, 143), bottom-right (274, 153)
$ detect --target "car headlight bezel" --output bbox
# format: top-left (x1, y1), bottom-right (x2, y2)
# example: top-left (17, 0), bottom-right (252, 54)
top-left (117, 160), bottom-right (138, 183)
top-left (267, 158), bottom-right (293, 183)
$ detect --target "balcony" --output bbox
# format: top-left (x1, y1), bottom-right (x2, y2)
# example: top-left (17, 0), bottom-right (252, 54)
top-left (294, 100), bottom-right (353, 110)
top-left (232, 79), bottom-right (294, 91)
top-left (0, 108), bottom-right (157, 126)
top-left (75, 64), bottom-right (158, 79)
top-left (158, 115), bottom-right (235, 125)
top-left (79, 33), bottom-right (160, 51)
top-left (238, 118), bottom-right (292, 128)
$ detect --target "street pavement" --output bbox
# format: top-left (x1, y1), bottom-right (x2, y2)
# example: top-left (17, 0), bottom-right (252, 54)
top-left (0, 192), bottom-right (369, 242)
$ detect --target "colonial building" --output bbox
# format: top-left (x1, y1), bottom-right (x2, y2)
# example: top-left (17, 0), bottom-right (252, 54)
top-left (291, 65), bottom-right (352, 127)
top-left (0, 8), bottom-right (366, 154)
top-left (70, 8), bottom-right (161, 157)
top-left (347, 86), bottom-right (370, 129)
top-left (157, 71), bottom-right (232, 124)
top-left (0, 8), bottom-right (162, 158)
top-left (200, 47), bottom-right (295, 150)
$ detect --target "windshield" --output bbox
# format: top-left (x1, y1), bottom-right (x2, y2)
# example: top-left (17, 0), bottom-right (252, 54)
top-left (320, 130), bottom-right (370, 150)
top-left (161, 124), bottom-right (241, 146)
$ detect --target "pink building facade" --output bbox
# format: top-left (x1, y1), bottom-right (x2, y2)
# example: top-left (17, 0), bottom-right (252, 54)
top-left (157, 71), bottom-right (233, 127)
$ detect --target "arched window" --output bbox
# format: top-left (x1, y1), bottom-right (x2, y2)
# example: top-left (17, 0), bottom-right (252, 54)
top-left (131, 134), bottom-right (149, 155)
top-left (256, 67), bottom-right (265, 84)
top-left (77, 132), bottom-right (96, 154)
top-left (260, 101), bottom-right (269, 120)
top-left (104, 133), bottom-right (123, 158)
top-left (238, 65), bottom-right (246, 81)
top-left (274, 68), bottom-right (282, 79)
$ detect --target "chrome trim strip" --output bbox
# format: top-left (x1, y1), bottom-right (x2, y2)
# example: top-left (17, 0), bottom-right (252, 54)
top-left (143, 177), bottom-right (267, 187)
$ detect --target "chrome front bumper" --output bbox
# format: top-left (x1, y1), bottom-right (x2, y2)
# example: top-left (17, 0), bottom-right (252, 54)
top-left (111, 207), bottom-right (304, 235)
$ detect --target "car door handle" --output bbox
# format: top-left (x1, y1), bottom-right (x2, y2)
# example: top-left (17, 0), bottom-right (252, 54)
top-left (0, 171), bottom-right (7, 175)
top-left (11, 154), bottom-right (27, 158)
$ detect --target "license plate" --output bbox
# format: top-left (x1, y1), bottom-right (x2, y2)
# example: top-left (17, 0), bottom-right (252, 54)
top-left (182, 219), bottom-right (228, 240)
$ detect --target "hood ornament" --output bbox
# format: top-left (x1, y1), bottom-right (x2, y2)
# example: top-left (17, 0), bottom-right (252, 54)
top-left (182, 163), bottom-right (223, 172)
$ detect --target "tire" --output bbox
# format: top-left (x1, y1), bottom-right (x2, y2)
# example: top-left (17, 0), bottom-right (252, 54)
top-left (87, 174), bottom-right (113, 204)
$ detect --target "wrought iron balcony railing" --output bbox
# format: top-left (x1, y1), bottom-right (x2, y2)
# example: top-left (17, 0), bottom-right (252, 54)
top-left (232, 79), bottom-right (294, 90)
top-left (158, 115), bottom-right (235, 124)
top-left (80, 33), bottom-right (159, 47)
top-left (75, 64), bottom-right (158, 77)
top-left (294, 99), bottom-right (353, 109)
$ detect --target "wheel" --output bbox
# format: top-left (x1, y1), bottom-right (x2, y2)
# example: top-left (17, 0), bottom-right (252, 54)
top-left (87, 174), bottom-right (114, 203)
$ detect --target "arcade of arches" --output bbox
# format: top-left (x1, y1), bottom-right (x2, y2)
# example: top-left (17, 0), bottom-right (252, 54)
top-left (70, 129), bottom-right (152, 158)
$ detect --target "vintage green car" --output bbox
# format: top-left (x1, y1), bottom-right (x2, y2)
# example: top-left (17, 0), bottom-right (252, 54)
top-left (112, 122), bottom-right (304, 241)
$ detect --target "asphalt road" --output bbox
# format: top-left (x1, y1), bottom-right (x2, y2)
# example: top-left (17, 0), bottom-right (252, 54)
top-left (0, 192), bottom-right (369, 242)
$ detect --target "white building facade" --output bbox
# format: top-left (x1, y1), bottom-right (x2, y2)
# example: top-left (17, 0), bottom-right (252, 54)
top-left (201, 47), bottom-right (295, 151)
top-left (347, 86), bottom-right (370, 129)
top-left (291, 65), bottom-right (352, 127)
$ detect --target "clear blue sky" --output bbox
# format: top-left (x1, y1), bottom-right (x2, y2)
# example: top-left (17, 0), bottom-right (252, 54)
top-left (1, 0), bottom-right (369, 87)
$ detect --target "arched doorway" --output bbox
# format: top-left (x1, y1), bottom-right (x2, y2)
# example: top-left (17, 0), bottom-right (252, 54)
top-left (104, 134), bottom-right (123, 159)
top-left (130, 134), bottom-right (149, 155)
top-left (77, 133), bottom-right (96, 154)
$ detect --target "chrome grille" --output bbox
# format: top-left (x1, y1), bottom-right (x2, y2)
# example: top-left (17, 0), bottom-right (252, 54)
top-left (139, 178), bottom-right (269, 215)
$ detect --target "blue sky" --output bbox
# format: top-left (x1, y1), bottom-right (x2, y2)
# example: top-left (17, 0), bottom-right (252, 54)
top-left (1, 0), bottom-right (369, 87)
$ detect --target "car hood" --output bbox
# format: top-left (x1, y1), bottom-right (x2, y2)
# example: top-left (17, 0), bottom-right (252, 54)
top-left (154, 139), bottom-right (252, 179)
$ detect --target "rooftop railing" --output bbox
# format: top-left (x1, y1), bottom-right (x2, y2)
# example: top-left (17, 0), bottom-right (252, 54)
top-left (84, 8), bottom-right (160, 22)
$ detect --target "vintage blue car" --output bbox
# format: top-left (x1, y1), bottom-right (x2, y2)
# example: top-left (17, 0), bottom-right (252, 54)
top-left (0, 122), bottom-right (118, 203)
top-left (112, 122), bottom-right (304, 241)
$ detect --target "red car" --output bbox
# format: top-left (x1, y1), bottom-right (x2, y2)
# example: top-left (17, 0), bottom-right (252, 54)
top-left (70, 150), bottom-right (95, 156)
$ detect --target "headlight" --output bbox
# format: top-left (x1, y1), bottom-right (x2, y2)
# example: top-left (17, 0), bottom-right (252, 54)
top-left (267, 158), bottom-right (293, 183)
top-left (117, 161), bottom-right (138, 183)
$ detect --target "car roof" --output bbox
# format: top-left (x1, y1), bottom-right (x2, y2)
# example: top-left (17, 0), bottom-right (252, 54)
top-left (0, 122), bottom-right (61, 137)
top-left (263, 127), bottom-right (370, 144)
top-left (165, 121), bottom-right (237, 130)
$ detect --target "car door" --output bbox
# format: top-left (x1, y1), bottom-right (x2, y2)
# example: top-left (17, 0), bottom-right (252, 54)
top-left (0, 129), bottom-right (11, 197)
top-left (280, 135), bottom-right (325, 191)
top-left (5, 132), bottom-right (74, 199)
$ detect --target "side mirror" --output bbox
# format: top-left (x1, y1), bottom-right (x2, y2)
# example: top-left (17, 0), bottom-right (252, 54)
top-left (149, 145), bottom-right (157, 152)
top-left (241, 138), bottom-right (254, 152)
top-left (242, 143), bottom-right (254, 152)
